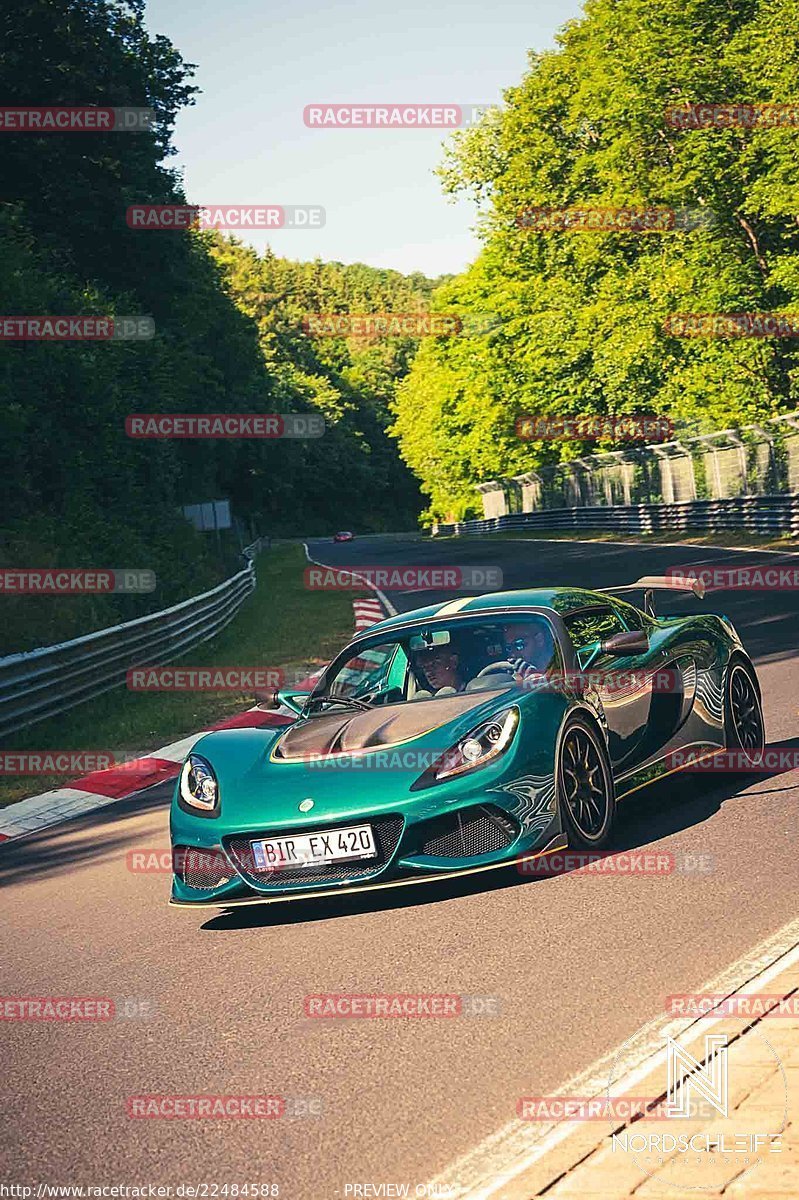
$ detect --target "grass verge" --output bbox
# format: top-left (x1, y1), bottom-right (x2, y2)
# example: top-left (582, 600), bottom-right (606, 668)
top-left (0, 544), bottom-right (365, 808)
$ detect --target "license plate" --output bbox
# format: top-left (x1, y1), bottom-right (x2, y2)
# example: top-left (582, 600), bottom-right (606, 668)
top-left (250, 823), bottom-right (377, 871)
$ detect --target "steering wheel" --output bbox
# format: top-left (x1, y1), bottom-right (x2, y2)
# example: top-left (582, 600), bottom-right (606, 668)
top-left (473, 660), bottom-right (516, 679)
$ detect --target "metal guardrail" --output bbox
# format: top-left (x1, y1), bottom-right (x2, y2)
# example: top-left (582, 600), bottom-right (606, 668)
top-left (434, 494), bottom-right (799, 539)
top-left (0, 538), bottom-right (267, 741)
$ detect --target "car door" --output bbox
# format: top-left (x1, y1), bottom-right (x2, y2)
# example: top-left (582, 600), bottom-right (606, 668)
top-left (563, 605), bottom-right (655, 771)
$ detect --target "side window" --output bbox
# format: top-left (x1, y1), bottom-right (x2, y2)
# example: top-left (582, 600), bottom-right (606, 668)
top-left (563, 607), bottom-right (626, 650)
top-left (330, 643), bottom-right (397, 697)
top-left (613, 601), bottom-right (644, 631)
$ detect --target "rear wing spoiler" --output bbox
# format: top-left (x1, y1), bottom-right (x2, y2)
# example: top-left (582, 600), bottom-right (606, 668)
top-left (601, 575), bottom-right (705, 617)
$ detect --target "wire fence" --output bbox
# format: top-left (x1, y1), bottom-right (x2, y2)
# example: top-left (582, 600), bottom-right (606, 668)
top-left (476, 412), bottom-right (799, 519)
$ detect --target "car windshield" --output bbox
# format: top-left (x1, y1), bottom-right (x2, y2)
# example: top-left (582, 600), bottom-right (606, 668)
top-left (312, 614), bottom-right (561, 707)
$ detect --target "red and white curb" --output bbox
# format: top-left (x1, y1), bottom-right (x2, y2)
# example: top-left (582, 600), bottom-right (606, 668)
top-left (354, 597), bottom-right (386, 630)
top-left (0, 596), bottom-right (386, 844)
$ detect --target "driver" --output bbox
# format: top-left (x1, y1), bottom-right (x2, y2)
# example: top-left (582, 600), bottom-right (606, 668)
top-left (410, 643), bottom-right (465, 697)
top-left (503, 621), bottom-right (554, 685)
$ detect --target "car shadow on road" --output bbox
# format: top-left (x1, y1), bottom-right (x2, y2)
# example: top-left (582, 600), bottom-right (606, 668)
top-left (609, 736), bottom-right (799, 848)
top-left (0, 780), bottom-right (172, 887)
top-left (200, 736), bottom-right (799, 932)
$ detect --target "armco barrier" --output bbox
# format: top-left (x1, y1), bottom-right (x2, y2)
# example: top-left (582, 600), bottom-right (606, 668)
top-left (0, 539), bottom-right (266, 740)
top-left (433, 495), bottom-right (799, 539)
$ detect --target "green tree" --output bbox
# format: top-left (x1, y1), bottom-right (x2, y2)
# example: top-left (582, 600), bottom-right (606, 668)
top-left (0, 1), bottom-right (429, 650)
top-left (393, 0), bottom-right (799, 520)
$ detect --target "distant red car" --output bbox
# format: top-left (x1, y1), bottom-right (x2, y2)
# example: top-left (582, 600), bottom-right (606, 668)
top-left (333, 531), bottom-right (355, 543)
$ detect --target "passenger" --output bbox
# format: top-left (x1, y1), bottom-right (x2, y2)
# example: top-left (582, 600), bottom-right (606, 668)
top-left (410, 642), bottom-right (465, 697)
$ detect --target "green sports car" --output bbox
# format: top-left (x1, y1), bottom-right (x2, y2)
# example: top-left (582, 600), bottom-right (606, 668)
top-left (169, 577), bottom-right (764, 909)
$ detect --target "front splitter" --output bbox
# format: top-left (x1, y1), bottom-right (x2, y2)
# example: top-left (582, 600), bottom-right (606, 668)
top-left (168, 834), bottom-right (568, 910)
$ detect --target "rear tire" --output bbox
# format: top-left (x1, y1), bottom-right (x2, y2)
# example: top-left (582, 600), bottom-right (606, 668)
top-left (557, 714), bottom-right (616, 850)
top-left (724, 659), bottom-right (765, 768)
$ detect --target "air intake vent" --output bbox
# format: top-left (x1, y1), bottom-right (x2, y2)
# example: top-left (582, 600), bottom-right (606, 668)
top-left (419, 805), bottom-right (518, 858)
top-left (175, 846), bottom-right (234, 891)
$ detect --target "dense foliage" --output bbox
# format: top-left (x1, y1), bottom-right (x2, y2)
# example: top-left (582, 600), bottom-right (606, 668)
top-left (7, 0), bottom-right (797, 638)
top-left (207, 239), bottom-right (433, 535)
top-left (0, 0), bottom-right (427, 650)
top-left (392, 0), bottom-right (799, 520)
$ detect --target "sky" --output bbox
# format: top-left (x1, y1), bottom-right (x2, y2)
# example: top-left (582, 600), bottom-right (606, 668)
top-left (143, 0), bottom-right (584, 278)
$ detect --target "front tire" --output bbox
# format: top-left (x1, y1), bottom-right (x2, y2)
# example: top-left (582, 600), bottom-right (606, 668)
top-left (557, 714), bottom-right (616, 849)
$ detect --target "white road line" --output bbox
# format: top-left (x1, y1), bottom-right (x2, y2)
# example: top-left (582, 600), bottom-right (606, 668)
top-left (424, 915), bottom-right (799, 1199)
top-left (303, 542), bottom-right (398, 616)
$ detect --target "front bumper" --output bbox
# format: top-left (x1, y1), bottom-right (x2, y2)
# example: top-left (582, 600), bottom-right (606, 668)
top-left (169, 703), bottom-right (566, 908)
top-left (168, 831), bottom-right (568, 909)
top-left (170, 768), bottom-right (562, 907)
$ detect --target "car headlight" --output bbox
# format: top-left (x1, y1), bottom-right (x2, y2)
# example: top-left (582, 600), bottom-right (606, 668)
top-left (179, 753), bottom-right (219, 813)
top-left (415, 707), bottom-right (520, 787)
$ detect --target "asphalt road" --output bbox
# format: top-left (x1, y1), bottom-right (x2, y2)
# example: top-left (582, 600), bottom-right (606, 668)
top-left (3, 535), bottom-right (799, 1198)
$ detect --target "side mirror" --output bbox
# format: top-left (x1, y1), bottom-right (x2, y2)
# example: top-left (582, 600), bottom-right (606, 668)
top-left (600, 630), bottom-right (649, 655)
top-left (255, 688), bottom-right (311, 716)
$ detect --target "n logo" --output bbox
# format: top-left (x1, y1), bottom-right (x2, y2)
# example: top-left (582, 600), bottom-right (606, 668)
top-left (666, 1034), bottom-right (728, 1119)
